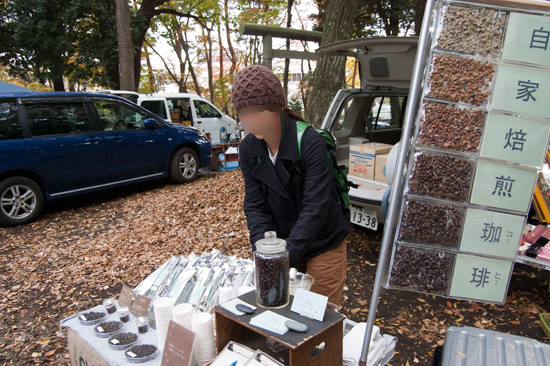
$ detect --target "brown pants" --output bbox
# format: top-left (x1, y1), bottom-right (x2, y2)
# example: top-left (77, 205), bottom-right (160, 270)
top-left (298, 239), bottom-right (347, 307)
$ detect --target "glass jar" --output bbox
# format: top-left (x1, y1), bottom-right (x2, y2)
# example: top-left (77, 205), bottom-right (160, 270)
top-left (254, 231), bottom-right (290, 309)
top-left (103, 298), bottom-right (117, 314)
top-left (118, 306), bottom-right (130, 323)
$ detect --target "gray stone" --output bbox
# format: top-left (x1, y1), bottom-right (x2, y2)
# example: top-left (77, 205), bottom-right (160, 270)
top-left (285, 320), bottom-right (308, 333)
top-left (236, 303), bottom-right (255, 314)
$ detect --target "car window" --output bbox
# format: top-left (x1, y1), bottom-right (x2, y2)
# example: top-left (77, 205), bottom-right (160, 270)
top-left (335, 98), bottom-right (354, 131)
top-left (140, 100), bottom-right (167, 119)
top-left (193, 100), bottom-right (221, 118)
top-left (0, 100), bottom-right (22, 140)
top-left (24, 101), bottom-right (92, 136)
top-left (93, 99), bottom-right (148, 131)
top-left (369, 96), bottom-right (406, 130)
top-left (167, 98), bottom-right (192, 121)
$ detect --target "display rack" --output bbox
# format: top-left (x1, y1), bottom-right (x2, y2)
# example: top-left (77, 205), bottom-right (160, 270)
top-left (361, 0), bottom-right (550, 363)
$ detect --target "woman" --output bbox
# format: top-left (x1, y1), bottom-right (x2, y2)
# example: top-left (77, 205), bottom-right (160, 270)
top-left (232, 65), bottom-right (350, 306)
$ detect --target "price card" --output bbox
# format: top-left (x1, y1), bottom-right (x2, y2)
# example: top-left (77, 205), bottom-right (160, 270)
top-left (470, 160), bottom-right (538, 212)
top-left (118, 284), bottom-right (135, 308)
top-left (491, 64), bottom-right (550, 120)
top-left (449, 254), bottom-right (513, 303)
top-left (501, 12), bottom-right (550, 67)
top-left (161, 320), bottom-right (195, 366)
top-left (459, 208), bottom-right (525, 259)
top-left (480, 112), bottom-right (550, 167)
top-left (130, 294), bottom-right (152, 317)
top-left (290, 288), bottom-right (328, 322)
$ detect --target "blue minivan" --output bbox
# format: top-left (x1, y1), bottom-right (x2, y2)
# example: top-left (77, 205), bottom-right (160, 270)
top-left (0, 92), bottom-right (212, 226)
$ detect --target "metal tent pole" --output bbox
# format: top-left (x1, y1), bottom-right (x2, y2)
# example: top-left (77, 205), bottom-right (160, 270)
top-left (359, 0), bottom-right (436, 363)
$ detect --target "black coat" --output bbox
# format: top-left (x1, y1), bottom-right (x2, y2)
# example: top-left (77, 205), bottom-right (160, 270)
top-left (240, 116), bottom-right (350, 268)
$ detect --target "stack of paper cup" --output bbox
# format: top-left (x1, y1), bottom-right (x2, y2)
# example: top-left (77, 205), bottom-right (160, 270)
top-left (154, 297), bottom-right (175, 350)
top-left (191, 312), bottom-right (216, 363)
top-left (172, 303), bottom-right (194, 330)
top-left (217, 286), bottom-right (235, 304)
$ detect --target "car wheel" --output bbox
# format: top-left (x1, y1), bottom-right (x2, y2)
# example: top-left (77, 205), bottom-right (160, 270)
top-left (0, 177), bottom-right (44, 226)
top-left (170, 147), bottom-right (199, 183)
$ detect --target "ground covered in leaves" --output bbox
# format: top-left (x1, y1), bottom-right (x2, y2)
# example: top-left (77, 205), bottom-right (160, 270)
top-left (1, 170), bottom-right (549, 365)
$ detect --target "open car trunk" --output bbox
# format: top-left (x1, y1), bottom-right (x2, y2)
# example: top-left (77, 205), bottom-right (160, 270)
top-left (316, 37), bottom-right (417, 91)
top-left (317, 37), bottom-right (418, 229)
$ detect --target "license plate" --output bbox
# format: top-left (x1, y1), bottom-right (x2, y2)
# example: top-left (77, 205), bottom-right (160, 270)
top-left (350, 206), bottom-right (378, 230)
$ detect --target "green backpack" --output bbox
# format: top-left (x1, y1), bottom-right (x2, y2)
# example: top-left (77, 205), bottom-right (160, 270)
top-left (295, 121), bottom-right (352, 209)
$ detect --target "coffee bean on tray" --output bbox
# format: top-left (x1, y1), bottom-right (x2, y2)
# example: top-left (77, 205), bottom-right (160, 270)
top-left (436, 5), bottom-right (507, 58)
top-left (95, 321), bottom-right (122, 334)
top-left (398, 198), bottom-right (464, 248)
top-left (408, 152), bottom-right (474, 202)
top-left (80, 311), bottom-right (105, 322)
top-left (389, 246), bottom-right (454, 294)
top-left (109, 332), bottom-right (138, 346)
top-left (418, 103), bottom-right (484, 153)
top-left (426, 54), bottom-right (495, 106)
top-left (127, 344), bottom-right (157, 358)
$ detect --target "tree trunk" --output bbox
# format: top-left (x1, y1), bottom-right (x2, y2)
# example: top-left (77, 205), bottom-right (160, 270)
top-left (224, 0), bottom-right (237, 75)
top-left (305, 0), bottom-right (362, 128)
top-left (173, 22), bottom-right (187, 93)
top-left (283, 0), bottom-right (294, 101)
top-left (218, 23), bottom-right (224, 80)
top-left (182, 41), bottom-right (202, 96)
top-left (143, 44), bottom-right (156, 92)
top-left (116, 0), bottom-right (136, 91)
top-left (53, 75), bottom-right (65, 91)
top-left (414, 0), bottom-right (427, 36)
top-left (206, 28), bottom-right (214, 101)
top-left (179, 60), bottom-right (187, 93)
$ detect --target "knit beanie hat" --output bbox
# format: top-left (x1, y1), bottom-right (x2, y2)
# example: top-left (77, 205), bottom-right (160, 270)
top-left (231, 65), bottom-right (286, 113)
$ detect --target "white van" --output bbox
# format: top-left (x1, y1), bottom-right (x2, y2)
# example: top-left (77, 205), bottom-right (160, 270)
top-left (92, 90), bottom-right (139, 104)
top-left (318, 37), bottom-right (418, 230)
top-left (138, 93), bottom-right (239, 145)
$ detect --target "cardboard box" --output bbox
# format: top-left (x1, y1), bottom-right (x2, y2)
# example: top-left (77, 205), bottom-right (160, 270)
top-left (374, 153), bottom-right (389, 183)
top-left (349, 143), bottom-right (393, 180)
top-left (67, 328), bottom-right (109, 366)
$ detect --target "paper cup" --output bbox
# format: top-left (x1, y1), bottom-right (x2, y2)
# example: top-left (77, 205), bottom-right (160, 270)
top-left (191, 312), bottom-right (216, 362)
top-left (154, 297), bottom-right (175, 350)
top-left (172, 303), bottom-right (194, 329)
top-left (172, 304), bottom-right (193, 318)
top-left (154, 297), bottom-right (175, 310)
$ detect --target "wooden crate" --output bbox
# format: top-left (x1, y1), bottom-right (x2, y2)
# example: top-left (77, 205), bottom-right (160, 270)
top-left (214, 291), bottom-right (344, 366)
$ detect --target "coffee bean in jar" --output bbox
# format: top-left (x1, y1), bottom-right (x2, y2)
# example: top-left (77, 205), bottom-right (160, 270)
top-left (389, 245), bottom-right (454, 295)
top-left (136, 316), bottom-right (148, 334)
top-left (118, 306), bottom-right (130, 323)
top-left (103, 298), bottom-right (117, 314)
top-left (408, 151), bottom-right (474, 202)
top-left (254, 231), bottom-right (290, 309)
top-left (398, 198), bottom-right (464, 248)
top-left (418, 103), bottom-right (484, 153)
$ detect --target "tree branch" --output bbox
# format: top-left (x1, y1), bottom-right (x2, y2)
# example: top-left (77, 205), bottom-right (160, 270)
top-left (144, 38), bottom-right (181, 88)
top-left (151, 8), bottom-right (207, 28)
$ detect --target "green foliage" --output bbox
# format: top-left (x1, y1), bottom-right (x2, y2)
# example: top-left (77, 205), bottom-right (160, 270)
top-left (366, 0), bottom-right (416, 36)
top-left (313, 0), bottom-right (415, 37)
top-left (0, 0), bottom-right (119, 90)
top-left (234, 0), bottom-right (287, 26)
top-left (288, 95), bottom-right (303, 115)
